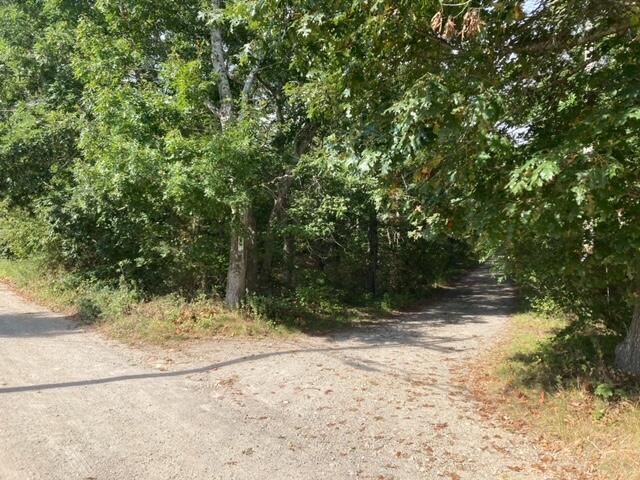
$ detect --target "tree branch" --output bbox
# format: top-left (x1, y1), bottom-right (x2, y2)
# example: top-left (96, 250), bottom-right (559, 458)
top-left (210, 0), bottom-right (233, 127)
top-left (241, 64), bottom-right (260, 101)
top-left (256, 74), bottom-right (284, 123)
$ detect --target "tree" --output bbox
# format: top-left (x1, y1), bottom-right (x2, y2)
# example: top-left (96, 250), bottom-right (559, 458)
top-left (285, 0), bottom-right (640, 372)
top-left (209, 0), bottom-right (256, 308)
top-left (7, 0), bottom-right (635, 370)
top-left (0, 0), bottom-right (86, 208)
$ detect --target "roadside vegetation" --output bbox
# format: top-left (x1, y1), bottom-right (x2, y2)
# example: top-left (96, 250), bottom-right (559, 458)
top-left (0, 257), bottom-right (470, 343)
top-left (470, 306), bottom-right (640, 479)
top-left (0, 258), bottom-right (279, 342)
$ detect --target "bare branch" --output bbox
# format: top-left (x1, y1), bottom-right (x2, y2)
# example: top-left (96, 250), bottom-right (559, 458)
top-left (241, 65), bottom-right (260, 101)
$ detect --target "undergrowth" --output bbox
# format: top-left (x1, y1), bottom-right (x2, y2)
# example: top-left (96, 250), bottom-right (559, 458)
top-left (0, 258), bottom-right (291, 343)
top-left (0, 258), bottom-right (444, 343)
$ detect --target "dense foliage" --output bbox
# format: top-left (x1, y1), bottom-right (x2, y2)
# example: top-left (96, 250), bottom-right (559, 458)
top-left (0, 0), bottom-right (638, 371)
top-left (0, 0), bottom-right (471, 307)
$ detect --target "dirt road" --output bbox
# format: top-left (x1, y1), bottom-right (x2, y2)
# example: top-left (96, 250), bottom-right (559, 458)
top-left (0, 268), bottom-right (576, 479)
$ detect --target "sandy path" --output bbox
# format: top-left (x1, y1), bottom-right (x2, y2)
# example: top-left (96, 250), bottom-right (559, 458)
top-left (0, 267), bottom-right (575, 479)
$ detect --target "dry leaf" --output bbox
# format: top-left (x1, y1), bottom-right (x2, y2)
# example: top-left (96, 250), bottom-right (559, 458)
top-left (461, 9), bottom-right (484, 40)
top-left (431, 11), bottom-right (443, 33)
top-left (443, 17), bottom-right (457, 40)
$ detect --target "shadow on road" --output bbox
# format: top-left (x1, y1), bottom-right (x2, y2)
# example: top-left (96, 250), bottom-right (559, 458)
top-left (0, 311), bottom-right (83, 338)
top-left (0, 334), bottom-right (474, 394)
top-left (0, 266), bottom-right (515, 395)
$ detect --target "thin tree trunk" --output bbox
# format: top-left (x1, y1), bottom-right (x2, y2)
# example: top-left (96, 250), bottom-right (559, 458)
top-left (367, 208), bottom-right (378, 296)
top-left (615, 298), bottom-right (640, 375)
top-left (284, 235), bottom-right (295, 288)
top-left (245, 208), bottom-right (258, 295)
top-left (210, 0), bottom-right (233, 128)
top-left (275, 122), bottom-right (316, 289)
top-left (261, 174), bottom-right (293, 284)
top-left (261, 233), bottom-right (276, 286)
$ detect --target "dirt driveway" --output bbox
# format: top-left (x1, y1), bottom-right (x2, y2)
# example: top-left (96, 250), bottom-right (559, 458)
top-left (0, 268), bottom-right (578, 479)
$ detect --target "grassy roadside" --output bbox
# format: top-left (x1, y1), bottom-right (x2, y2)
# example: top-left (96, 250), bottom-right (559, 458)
top-left (0, 259), bottom-right (292, 343)
top-left (0, 258), bottom-right (438, 344)
top-left (467, 312), bottom-right (640, 480)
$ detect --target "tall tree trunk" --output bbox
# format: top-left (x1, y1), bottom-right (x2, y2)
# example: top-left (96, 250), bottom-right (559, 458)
top-left (367, 208), bottom-right (378, 296)
top-left (225, 206), bottom-right (254, 309)
top-left (615, 298), bottom-right (640, 375)
top-left (210, 0), bottom-right (259, 309)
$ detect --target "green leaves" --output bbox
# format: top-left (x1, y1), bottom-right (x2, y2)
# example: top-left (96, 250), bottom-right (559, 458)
top-left (507, 157), bottom-right (560, 194)
top-left (287, 0), bottom-right (639, 334)
top-left (0, 0), bottom-right (636, 329)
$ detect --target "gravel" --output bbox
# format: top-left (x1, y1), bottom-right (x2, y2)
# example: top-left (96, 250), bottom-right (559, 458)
top-left (0, 267), bottom-right (582, 479)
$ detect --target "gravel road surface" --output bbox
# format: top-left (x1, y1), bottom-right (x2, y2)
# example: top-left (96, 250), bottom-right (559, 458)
top-left (0, 268), bottom-right (580, 479)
